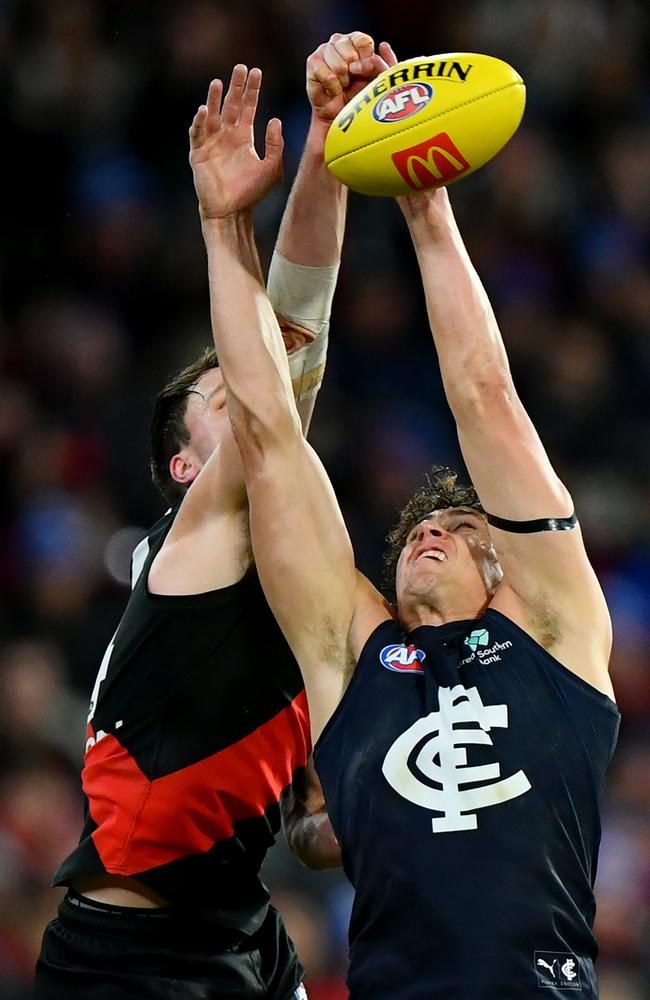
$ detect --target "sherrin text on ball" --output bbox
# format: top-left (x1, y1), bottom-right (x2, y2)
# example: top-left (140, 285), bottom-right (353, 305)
top-left (324, 53), bottom-right (526, 197)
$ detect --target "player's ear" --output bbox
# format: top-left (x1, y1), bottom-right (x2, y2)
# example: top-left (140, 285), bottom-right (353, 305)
top-left (170, 449), bottom-right (201, 486)
top-left (276, 315), bottom-right (316, 355)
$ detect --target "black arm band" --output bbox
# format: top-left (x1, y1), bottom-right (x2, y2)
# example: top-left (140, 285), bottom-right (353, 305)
top-left (485, 511), bottom-right (578, 534)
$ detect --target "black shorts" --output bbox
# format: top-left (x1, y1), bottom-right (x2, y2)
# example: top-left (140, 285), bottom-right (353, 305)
top-left (33, 891), bottom-right (306, 1000)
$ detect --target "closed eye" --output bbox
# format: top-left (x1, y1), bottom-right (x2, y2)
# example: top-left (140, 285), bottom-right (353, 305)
top-left (206, 387), bottom-right (226, 408)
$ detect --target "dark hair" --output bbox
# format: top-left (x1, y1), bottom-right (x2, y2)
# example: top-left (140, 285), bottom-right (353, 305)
top-left (149, 347), bottom-right (219, 504)
top-left (382, 465), bottom-right (484, 600)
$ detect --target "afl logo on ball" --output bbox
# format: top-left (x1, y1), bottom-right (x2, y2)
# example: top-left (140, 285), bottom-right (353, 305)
top-left (372, 83), bottom-right (433, 123)
top-left (380, 644), bottom-right (426, 673)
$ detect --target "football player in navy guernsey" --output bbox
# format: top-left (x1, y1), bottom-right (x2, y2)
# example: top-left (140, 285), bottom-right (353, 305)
top-left (33, 31), bottom-right (396, 1000)
top-left (193, 55), bottom-right (620, 1000)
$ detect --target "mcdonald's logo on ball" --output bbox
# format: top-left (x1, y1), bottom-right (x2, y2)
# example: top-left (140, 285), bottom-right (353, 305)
top-left (324, 52), bottom-right (526, 197)
top-left (391, 133), bottom-right (471, 189)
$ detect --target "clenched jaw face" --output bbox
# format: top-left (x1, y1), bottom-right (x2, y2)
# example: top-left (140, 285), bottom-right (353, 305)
top-left (395, 507), bottom-right (503, 616)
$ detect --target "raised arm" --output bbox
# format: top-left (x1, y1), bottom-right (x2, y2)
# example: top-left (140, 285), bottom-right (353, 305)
top-left (399, 188), bottom-right (612, 695)
top-left (189, 66), bottom-right (388, 741)
top-left (268, 32), bottom-right (397, 431)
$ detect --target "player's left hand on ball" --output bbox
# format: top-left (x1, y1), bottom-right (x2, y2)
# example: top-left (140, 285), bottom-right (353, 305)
top-left (189, 65), bottom-right (283, 221)
top-left (307, 32), bottom-right (398, 124)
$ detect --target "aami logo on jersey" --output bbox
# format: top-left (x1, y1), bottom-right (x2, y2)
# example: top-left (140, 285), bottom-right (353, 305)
top-left (391, 132), bottom-right (471, 189)
top-left (372, 82), bottom-right (433, 123)
top-left (380, 644), bottom-right (426, 673)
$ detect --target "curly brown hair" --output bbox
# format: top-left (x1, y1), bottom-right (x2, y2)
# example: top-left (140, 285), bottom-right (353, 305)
top-left (149, 347), bottom-right (219, 504)
top-left (382, 465), bottom-right (485, 600)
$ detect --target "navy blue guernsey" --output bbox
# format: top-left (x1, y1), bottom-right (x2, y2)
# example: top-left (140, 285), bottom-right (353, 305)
top-left (314, 610), bottom-right (619, 1000)
top-left (54, 504), bottom-right (310, 932)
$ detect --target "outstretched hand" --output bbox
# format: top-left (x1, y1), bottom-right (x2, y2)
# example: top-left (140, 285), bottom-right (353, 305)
top-left (189, 65), bottom-right (283, 221)
top-left (307, 32), bottom-right (399, 124)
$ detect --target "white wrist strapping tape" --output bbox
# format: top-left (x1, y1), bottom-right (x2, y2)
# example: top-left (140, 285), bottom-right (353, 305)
top-left (267, 251), bottom-right (339, 402)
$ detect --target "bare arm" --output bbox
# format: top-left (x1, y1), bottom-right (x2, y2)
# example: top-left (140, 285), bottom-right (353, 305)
top-left (274, 122), bottom-right (346, 267)
top-left (281, 757), bottom-right (342, 869)
top-left (276, 32), bottom-right (395, 265)
top-left (269, 115), bottom-right (345, 433)
top-left (202, 206), bottom-right (363, 737)
top-left (399, 189), bottom-right (612, 692)
top-left (189, 66), bottom-right (387, 739)
top-left (269, 33), bottom-right (397, 430)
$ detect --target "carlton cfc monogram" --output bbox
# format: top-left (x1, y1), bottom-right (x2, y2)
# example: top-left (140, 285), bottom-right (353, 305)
top-left (382, 684), bottom-right (532, 832)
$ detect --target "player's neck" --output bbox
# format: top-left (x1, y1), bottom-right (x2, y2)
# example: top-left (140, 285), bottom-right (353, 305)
top-left (398, 593), bottom-right (490, 632)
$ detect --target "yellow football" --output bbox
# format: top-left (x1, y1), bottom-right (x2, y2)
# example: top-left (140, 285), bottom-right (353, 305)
top-left (324, 53), bottom-right (525, 197)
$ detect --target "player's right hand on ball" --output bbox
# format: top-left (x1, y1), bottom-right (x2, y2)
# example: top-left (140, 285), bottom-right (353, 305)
top-left (189, 65), bottom-right (283, 221)
top-left (307, 32), bottom-right (398, 124)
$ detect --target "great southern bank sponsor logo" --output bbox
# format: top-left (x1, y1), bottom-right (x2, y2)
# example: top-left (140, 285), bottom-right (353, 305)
top-left (463, 629), bottom-right (513, 666)
top-left (372, 82), bottom-right (433, 123)
top-left (465, 628), bottom-right (490, 652)
top-left (380, 643), bottom-right (426, 674)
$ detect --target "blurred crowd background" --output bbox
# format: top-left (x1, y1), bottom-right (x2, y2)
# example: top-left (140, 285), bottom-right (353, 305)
top-left (1, 0), bottom-right (649, 997)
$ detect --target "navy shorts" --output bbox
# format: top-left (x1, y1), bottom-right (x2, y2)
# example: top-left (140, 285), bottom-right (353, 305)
top-left (33, 891), bottom-right (306, 999)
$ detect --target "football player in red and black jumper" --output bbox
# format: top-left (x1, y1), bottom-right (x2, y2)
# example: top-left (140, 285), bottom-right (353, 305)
top-left (33, 31), bottom-right (394, 1000)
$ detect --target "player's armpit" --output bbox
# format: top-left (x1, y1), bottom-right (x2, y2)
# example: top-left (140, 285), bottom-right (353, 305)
top-left (451, 388), bottom-right (612, 691)
top-left (456, 408), bottom-right (610, 671)
top-left (489, 517), bottom-right (611, 637)
top-left (281, 757), bottom-right (341, 870)
top-left (486, 513), bottom-right (613, 698)
top-left (147, 510), bottom-right (252, 596)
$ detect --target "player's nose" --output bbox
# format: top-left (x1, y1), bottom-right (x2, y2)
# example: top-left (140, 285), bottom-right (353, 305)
top-left (417, 522), bottom-right (445, 540)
